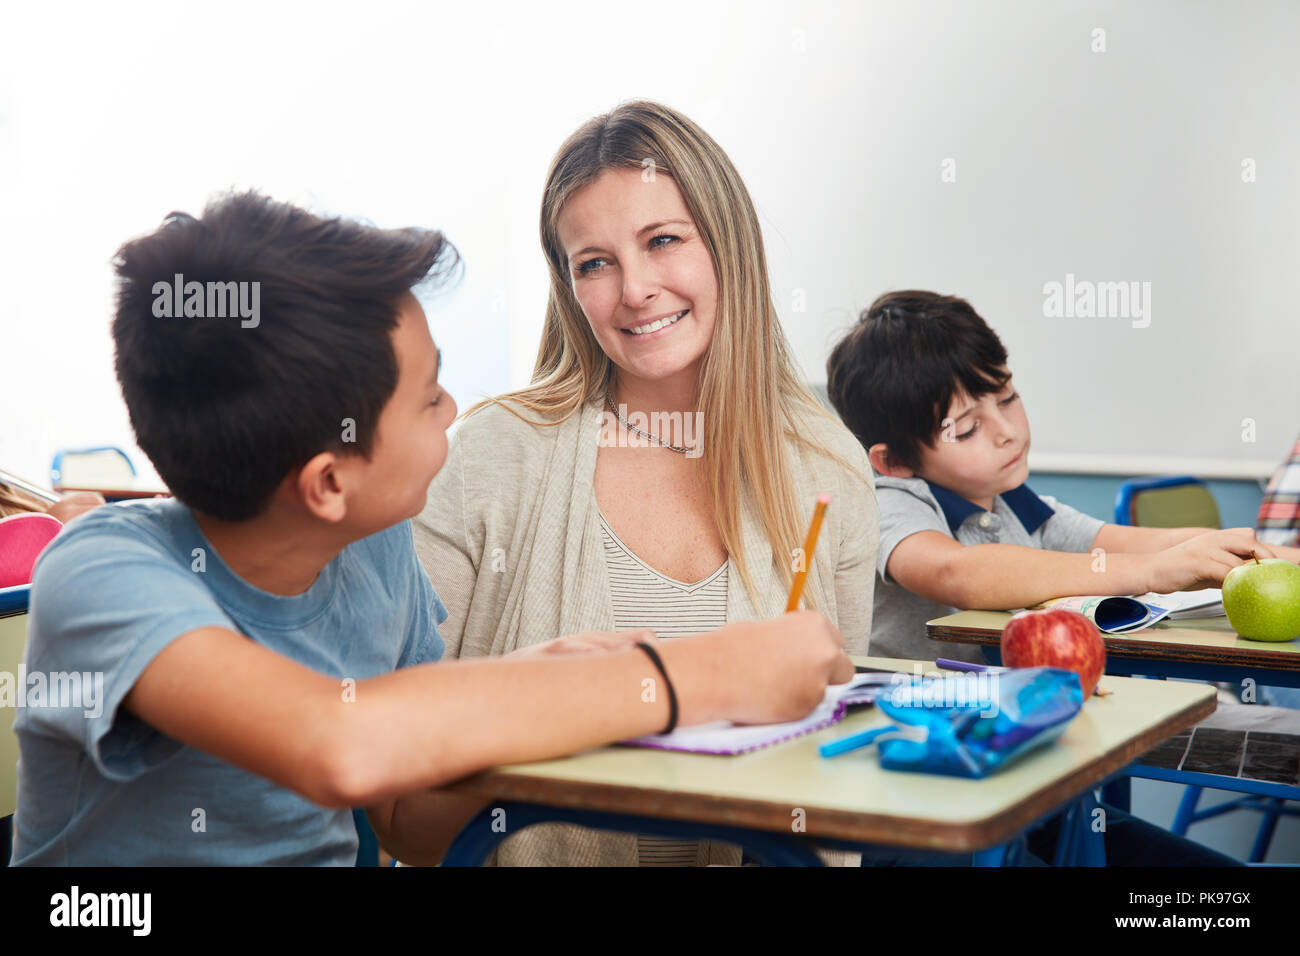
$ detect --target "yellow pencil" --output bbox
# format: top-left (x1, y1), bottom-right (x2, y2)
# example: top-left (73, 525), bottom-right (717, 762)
top-left (786, 493), bottom-right (830, 612)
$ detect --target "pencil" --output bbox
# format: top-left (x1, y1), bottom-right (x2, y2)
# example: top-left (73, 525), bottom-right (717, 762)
top-left (785, 493), bottom-right (830, 612)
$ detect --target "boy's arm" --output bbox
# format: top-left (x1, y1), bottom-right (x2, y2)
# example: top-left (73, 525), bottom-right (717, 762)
top-left (364, 629), bottom-right (657, 864)
top-left (887, 527), bottom-right (1283, 610)
top-left (1091, 525), bottom-right (1300, 565)
top-left (123, 611), bottom-right (852, 810)
top-left (1090, 523), bottom-right (1212, 554)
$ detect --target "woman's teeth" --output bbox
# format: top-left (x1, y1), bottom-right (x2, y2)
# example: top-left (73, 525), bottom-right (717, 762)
top-left (627, 309), bottom-right (687, 335)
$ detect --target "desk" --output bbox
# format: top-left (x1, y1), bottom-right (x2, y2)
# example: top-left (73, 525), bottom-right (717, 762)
top-left (926, 610), bottom-right (1300, 688)
top-left (54, 479), bottom-right (169, 501)
top-left (928, 610), bottom-right (1300, 853)
top-left (436, 656), bottom-right (1215, 866)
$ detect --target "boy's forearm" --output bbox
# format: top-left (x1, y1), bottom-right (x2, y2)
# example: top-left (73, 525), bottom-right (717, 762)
top-left (326, 637), bottom-right (733, 806)
top-left (1092, 523), bottom-right (1211, 554)
top-left (944, 544), bottom-right (1150, 610)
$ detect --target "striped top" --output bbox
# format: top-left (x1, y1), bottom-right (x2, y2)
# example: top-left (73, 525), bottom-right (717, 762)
top-left (600, 512), bottom-right (729, 639)
top-left (599, 509), bottom-right (729, 866)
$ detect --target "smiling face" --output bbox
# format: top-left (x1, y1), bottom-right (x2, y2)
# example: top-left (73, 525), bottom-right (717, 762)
top-left (913, 373), bottom-right (1031, 507)
top-left (555, 166), bottom-right (718, 395)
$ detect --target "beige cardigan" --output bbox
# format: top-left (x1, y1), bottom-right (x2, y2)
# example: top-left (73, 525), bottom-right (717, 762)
top-left (413, 394), bottom-right (879, 865)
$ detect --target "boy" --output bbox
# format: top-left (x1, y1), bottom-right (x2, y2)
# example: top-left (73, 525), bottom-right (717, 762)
top-left (826, 290), bottom-right (1300, 663)
top-left (12, 192), bottom-right (852, 865)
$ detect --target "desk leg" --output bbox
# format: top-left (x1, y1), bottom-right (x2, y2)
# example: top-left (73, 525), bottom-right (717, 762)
top-left (1051, 793), bottom-right (1106, 867)
top-left (1102, 776), bottom-right (1131, 813)
top-left (441, 802), bottom-right (829, 867)
top-left (971, 837), bottom-right (1027, 867)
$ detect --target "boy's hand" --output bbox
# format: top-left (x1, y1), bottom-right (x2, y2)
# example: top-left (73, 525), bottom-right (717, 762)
top-left (1272, 542), bottom-right (1300, 565)
top-left (1147, 528), bottom-right (1280, 592)
top-left (508, 628), bottom-right (658, 657)
top-left (701, 611), bottom-right (854, 726)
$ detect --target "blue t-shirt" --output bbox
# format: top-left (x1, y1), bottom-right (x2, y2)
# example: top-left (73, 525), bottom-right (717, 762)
top-left (12, 498), bottom-right (446, 866)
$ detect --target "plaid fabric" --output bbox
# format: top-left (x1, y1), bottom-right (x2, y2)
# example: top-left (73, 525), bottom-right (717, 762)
top-left (1258, 436), bottom-right (1300, 546)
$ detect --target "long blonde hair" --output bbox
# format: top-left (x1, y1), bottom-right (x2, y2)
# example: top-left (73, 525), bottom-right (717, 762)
top-left (0, 481), bottom-right (50, 518)
top-left (467, 100), bottom-right (864, 609)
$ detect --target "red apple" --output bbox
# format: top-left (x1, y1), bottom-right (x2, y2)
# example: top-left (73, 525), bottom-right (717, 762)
top-left (1000, 608), bottom-right (1106, 698)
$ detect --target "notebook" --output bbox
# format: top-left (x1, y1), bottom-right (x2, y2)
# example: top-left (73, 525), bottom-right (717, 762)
top-left (1029, 588), bottom-right (1225, 634)
top-left (1137, 588), bottom-right (1224, 620)
top-left (620, 672), bottom-right (897, 755)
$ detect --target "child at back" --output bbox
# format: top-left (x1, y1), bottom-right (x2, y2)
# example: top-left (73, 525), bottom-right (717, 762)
top-left (826, 290), bottom-right (1300, 663)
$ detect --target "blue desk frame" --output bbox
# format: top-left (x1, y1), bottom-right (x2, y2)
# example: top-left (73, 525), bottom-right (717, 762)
top-left (440, 791), bottom-right (1108, 867)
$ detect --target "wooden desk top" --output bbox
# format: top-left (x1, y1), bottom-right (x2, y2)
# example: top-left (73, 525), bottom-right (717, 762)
top-left (54, 478), bottom-right (169, 499)
top-left (928, 610), bottom-right (1300, 672)
top-left (441, 656), bottom-right (1215, 852)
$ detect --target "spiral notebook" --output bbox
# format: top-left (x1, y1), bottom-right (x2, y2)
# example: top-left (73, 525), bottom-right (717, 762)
top-left (619, 672), bottom-right (897, 756)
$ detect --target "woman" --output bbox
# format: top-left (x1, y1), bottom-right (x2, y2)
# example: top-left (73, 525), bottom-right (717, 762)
top-left (414, 100), bottom-right (878, 866)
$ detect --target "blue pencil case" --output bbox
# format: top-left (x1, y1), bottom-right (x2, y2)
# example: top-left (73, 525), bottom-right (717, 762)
top-left (872, 667), bottom-right (1084, 778)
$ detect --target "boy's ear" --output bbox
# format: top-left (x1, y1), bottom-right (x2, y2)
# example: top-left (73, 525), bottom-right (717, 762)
top-left (868, 443), bottom-right (914, 478)
top-left (295, 452), bottom-right (348, 523)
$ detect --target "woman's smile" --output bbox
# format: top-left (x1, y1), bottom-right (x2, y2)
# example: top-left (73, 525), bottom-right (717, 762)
top-left (622, 308), bottom-right (689, 340)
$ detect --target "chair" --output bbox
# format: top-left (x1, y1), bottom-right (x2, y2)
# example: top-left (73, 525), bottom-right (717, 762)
top-left (1, 594), bottom-right (30, 864)
top-left (1113, 475), bottom-right (1221, 528)
top-left (50, 446), bottom-right (136, 491)
top-left (0, 514), bottom-right (61, 589)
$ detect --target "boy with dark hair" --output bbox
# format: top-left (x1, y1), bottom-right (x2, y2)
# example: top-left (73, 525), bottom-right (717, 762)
top-left (826, 290), bottom-right (1300, 663)
top-left (13, 192), bottom-right (853, 865)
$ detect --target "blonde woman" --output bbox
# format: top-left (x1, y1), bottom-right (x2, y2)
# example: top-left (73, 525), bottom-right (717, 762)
top-left (414, 100), bottom-right (879, 866)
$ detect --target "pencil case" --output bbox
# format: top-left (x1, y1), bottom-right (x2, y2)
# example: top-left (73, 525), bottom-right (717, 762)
top-left (874, 666), bottom-right (1084, 778)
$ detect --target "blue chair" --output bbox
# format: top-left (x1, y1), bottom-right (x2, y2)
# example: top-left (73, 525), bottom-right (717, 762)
top-left (1113, 475), bottom-right (1221, 529)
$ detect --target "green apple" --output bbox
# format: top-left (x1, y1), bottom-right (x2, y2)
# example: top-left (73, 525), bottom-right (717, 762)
top-left (1223, 554), bottom-right (1300, 642)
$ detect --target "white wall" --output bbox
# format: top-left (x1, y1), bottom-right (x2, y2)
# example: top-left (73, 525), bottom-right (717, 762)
top-left (2, 0), bottom-right (1296, 487)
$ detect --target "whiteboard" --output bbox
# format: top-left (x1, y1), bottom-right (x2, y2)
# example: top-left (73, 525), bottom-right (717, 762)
top-left (2, 0), bottom-right (1296, 484)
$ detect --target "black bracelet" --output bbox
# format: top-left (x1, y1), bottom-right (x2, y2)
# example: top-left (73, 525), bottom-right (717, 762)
top-left (634, 641), bottom-right (678, 735)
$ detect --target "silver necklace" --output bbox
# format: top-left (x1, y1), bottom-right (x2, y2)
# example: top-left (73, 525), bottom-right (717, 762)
top-left (606, 392), bottom-right (694, 454)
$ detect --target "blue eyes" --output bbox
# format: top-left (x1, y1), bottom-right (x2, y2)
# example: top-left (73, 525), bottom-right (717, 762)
top-left (575, 234), bottom-right (680, 276)
top-left (955, 392), bottom-right (1019, 440)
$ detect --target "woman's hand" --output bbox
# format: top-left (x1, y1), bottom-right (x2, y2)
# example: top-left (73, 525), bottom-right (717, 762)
top-left (508, 628), bottom-right (659, 657)
top-left (48, 492), bottom-right (106, 525)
